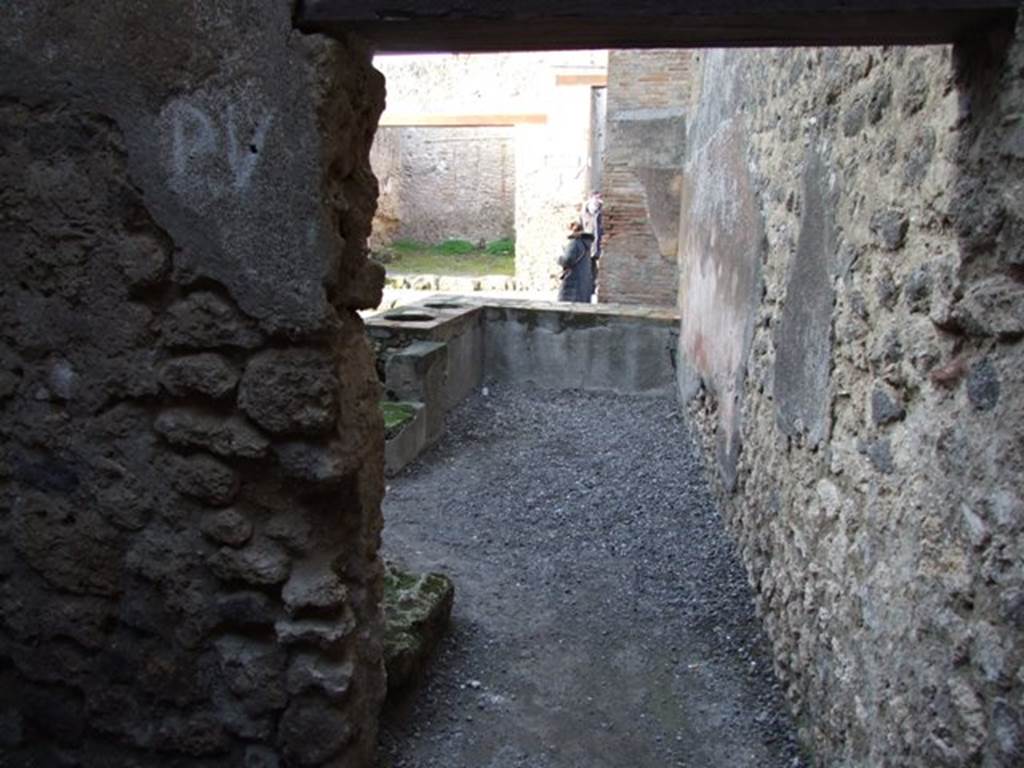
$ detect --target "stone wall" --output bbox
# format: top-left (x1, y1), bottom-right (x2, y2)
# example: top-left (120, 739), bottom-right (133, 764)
top-left (370, 126), bottom-right (515, 248)
top-left (0, 2), bottom-right (388, 766)
top-left (600, 50), bottom-right (694, 306)
top-left (678, 18), bottom-right (1024, 768)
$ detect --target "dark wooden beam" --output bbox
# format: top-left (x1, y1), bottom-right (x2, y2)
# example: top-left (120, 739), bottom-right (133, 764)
top-left (296, 1), bottom-right (1018, 51)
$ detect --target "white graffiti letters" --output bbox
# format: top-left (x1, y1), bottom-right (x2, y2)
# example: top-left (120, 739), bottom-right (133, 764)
top-left (164, 97), bottom-right (275, 197)
top-left (224, 105), bottom-right (274, 191)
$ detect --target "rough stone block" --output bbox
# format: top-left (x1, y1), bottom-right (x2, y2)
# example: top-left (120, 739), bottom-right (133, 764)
top-left (869, 207), bottom-right (909, 251)
top-left (901, 63), bottom-right (930, 116)
top-left (275, 440), bottom-right (360, 486)
top-left (870, 385), bottom-right (906, 426)
top-left (383, 563), bottom-right (454, 692)
top-left (168, 453), bottom-right (240, 507)
top-left (155, 408), bottom-right (269, 459)
top-left (842, 98), bottom-right (866, 136)
top-left (282, 561), bottom-right (349, 615)
top-left (200, 509), bottom-right (253, 547)
top-left (117, 232), bottom-right (170, 290)
top-left (215, 636), bottom-right (287, 713)
top-left (208, 539), bottom-right (290, 586)
top-left (211, 684), bottom-right (274, 742)
top-left (1, 581), bottom-right (118, 650)
top-left (903, 264), bottom-right (932, 313)
top-left (239, 349), bottom-right (340, 435)
top-left (868, 76), bottom-right (892, 124)
top-left (286, 654), bottom-right (355, 701)
top-left (159, 353), bottom-right (239, 399)
top-left (161, 292), bottom-right (263, 350)
top-left (265, 513), bottom-right (314, 553)
top-left (858, 437), bottom-right (895, 475)
top-left (959, 277), bottom-right (1024, 339)
top-left (95, 480), bottom-right (159, 532)
top-left (10, 495), bottom-right (124, 597)
top-left (275, 616), bottom-right (355, 649)
top-left (902, 127), bottom-right (936, 188)
top-left (277, 695), bottom-right (353, 767)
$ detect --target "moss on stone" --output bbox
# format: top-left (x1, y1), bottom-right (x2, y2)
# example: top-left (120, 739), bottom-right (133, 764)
top-left (557, 311), bottom-right (611, 331)
top-left (381, 401), bottom-right (417, 438)
top-left (382, 562), bottom-right (454, 693)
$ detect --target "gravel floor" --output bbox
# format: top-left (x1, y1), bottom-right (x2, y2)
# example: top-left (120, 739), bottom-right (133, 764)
top-left (379, 384), bottom-right (805, 768)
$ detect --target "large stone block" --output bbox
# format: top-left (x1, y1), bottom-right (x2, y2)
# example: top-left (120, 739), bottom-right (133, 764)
top-left (286, 654), bottom-right (355, 701)
top-left (282, 561), bottom-right (349, 615)
top-left (277, 695), bottom-right (353, 767)
top-left (383, 564), bottom-right (454, 692)
top-left (208, 539), bottom-right (291, 587)
top-left (155, 408), bottom-right (269, 459)
top-left (159, 353), bottom-right (239, 399)
top-left (215, 635), bottom-right (287, 713)
top-left (275, 616), bottom-right (356, 649)
top-left (275, 439), bottom-right (361, 486)
top-left (9, 493), bottom-right (125, 597)
top-left (201, 509), bottom-right (253, 547)
top-left (239, 349), bottom-right (340, 435)
top-left (168, 453), bottom-right (240, 507)
top-left (161, 293), bottom-right (264, 350)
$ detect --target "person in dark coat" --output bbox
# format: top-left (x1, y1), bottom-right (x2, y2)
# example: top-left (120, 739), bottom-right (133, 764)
top-left (557, 221), bottom-right (595, 303)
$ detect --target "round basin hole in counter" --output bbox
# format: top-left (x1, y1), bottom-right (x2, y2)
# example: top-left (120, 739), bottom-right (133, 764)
top-left (383, 312), bottom-right (436, 322)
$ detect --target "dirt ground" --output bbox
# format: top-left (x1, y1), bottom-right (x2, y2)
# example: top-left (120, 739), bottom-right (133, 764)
top-left (379, 384), bottom-right (805, 768)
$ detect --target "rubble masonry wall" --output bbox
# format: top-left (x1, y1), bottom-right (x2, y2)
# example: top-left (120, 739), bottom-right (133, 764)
top-left (0, 2), bottom-right (388, 765)
top-left (370, 125), bottom-right (516, 248)
top-left (678, 22), bottom-right (1024, 767)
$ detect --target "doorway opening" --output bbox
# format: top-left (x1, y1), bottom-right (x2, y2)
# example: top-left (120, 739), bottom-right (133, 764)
top-left (301, 4), bottom-right (1022, 767)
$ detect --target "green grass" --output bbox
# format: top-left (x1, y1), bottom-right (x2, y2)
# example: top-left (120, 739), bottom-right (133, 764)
top-left (484, 237), bottom-right (515, 256)
top-left (377, 238), bottom-right (515, 277)
top-left (381, 401), bottom-right (417, 434)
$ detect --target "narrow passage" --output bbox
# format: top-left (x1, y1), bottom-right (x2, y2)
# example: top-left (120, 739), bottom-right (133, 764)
top-left (380, 385), bottom-right (804, 768)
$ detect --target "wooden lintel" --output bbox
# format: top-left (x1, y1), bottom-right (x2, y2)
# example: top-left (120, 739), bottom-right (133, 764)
top-left (378, 113), bottom-right (548, 127)
top-left (296, 1), bottom-right (1018, 51)
top-left (556, 74), bottom-right (609, 87)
